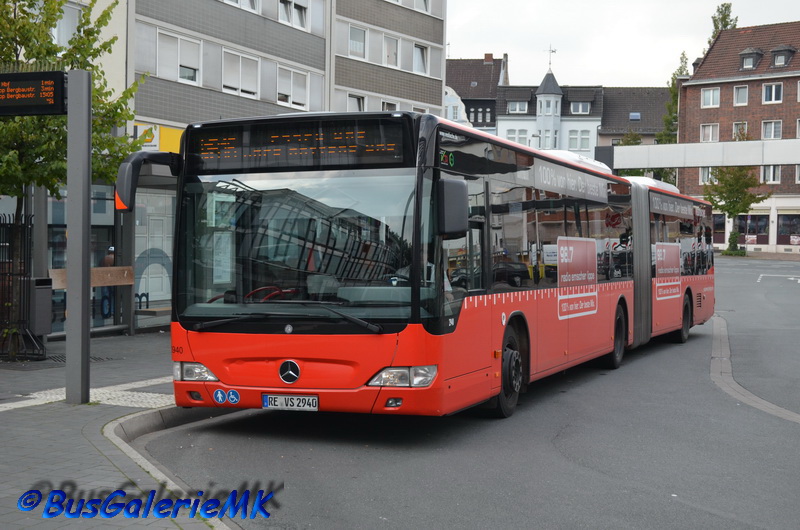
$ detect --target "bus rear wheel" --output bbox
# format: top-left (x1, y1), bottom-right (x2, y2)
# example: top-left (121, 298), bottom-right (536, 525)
top-left (604, 304), bottom-right (626, 369)
top-left (670, 293), bottom-right (692, 343)
top-left (492, 326), bottom-right (523, 418)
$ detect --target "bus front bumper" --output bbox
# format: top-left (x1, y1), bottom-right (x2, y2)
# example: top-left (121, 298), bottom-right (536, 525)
top-left (174, 381), bottom-right (448, 416)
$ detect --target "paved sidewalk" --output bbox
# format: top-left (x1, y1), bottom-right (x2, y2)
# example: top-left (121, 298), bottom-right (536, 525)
top-left (0, 331), bottom-right (226, 529)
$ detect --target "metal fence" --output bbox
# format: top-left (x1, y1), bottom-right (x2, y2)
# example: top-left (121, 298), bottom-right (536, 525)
top-left (0, 214), bottom-right (45, 360)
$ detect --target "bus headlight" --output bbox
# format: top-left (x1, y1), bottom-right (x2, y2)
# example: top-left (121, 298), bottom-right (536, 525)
top-left (368, 365), bottom-right (437, 388)
top-left (174, 362), bottom-right (219, 382)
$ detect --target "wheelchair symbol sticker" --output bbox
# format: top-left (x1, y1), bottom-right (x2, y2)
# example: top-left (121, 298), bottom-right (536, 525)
top-left (226, 390), bottom-right (240, 404)
top-left (213, 389), bottom-right (227, 404)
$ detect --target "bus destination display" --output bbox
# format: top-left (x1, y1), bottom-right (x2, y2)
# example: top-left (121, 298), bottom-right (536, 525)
top-left (187, 119), bottom-right (409, 174)
top-left (0, 71), bottom-right (67, 116)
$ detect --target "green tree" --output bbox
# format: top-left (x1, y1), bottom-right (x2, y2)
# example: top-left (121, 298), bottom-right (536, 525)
top-left (0, 0), bottom-right (144, 355)
top-left (617, 131), bottom-right (643, 177)
top-left (653, 52), bottom-right (689, 184)
top-left (708, 3), bottom-right (738, 47)
top-left (703, 165), bottom-right (771, 252)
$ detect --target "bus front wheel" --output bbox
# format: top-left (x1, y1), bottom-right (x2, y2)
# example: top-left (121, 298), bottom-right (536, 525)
top-left (492, 326), bottom-right (523, 418)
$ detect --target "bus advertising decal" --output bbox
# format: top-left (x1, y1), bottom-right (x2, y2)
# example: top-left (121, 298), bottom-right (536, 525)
top-left (556, 237), bottom-right (599, 320)
top-left (655, 243), bottom-right (681, 277)
top-left (654, 242), bottom-right (682, 301)
top-left (533, 159), bottom-right (608, 203)
top-left (558, 290), bottom-right (598, 320)
top-left (557, 237), bottom-right (597, 287)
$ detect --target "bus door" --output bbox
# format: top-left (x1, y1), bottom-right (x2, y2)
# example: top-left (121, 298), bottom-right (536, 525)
top-left (529, 199), bottom-right (565, 373)
top-left (433, 175), bottom-right (492, 398)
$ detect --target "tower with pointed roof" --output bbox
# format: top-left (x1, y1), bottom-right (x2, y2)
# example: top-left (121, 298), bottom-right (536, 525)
top-left (535, 69), bottom-right (563, 149)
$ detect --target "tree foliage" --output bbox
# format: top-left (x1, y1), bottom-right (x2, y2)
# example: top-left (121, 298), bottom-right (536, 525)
top-left (708, 3), bottom-right (738, 47)
top-left (653, 52), bottom-right (688, 184)
top-left (617, 131), bottom-right (643, 177)
top-left (0, 0), bottom-right (145, 206)
top-left (0, 0), bottom-right (144, 355)
top-left (703, 165), bottom-right (771, 250)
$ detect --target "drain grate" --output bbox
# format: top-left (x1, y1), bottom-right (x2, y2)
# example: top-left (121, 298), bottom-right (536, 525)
top-left (47, 355), bottom-right (113, 363)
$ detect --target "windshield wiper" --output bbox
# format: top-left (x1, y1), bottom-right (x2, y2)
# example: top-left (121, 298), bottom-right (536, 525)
top-left (273, 300), bottom-right (383, 334)
top-left (189, 313), bottom-right (272, 331)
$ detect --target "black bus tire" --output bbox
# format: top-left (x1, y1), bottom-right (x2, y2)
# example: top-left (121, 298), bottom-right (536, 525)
top-left (492, 325), bottom-right (523, 418)
top-left (670, 293), bottom-right (692, 343)
top-left (604, 304), bottom-right (627, 369)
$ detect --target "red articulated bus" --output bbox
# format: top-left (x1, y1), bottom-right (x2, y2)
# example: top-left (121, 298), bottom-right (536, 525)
top-left (116, 112), bottom-right (714, 417)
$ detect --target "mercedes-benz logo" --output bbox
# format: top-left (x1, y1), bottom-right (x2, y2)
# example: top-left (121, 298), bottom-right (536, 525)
top-left (279, 360), bottom-right (300, 384)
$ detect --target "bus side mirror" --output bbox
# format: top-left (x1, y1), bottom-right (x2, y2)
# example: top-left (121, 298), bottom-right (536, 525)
top-left (115, 151), bottom-right (183, 211)
top-left (437, 179), bottom-right (468, 239)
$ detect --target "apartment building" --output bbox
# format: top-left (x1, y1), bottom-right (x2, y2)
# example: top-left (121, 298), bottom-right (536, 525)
top-left (1, 0), bottom-right (446, 333)
top-left (677, 21), bottom-right (800, 252)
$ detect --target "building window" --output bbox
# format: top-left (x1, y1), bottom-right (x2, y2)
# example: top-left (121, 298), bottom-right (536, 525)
top-left (413, 107), bottom-right (428, 114)
top-left (382, 101), bottom-right (398, 111)
top-left (450, 106), bottom-right (460, 121)
top-left (701, 87), bottom-right (720, 108)
top-left (415, 0), bottom-right (430, 13)
top-left (763, 82), bottom-right (782, 104)
top-left (506, 129), bottom-right (529, 146)
top-left (761, 165), bottom-right (781, 184)
top-left (629, 112), bottom-right (641, 121)
top-left (544, 100), bottom-right (553, 115)
top-left (469, 109), bottom-right (475, 122)
top-left (277, 66), bottom-right (307, 108)
top-left (762, 120), bottom-right (782, 140)
top-left (733, 122), bottom-right (747, 139)
top-left (476, 108), bottom-right (483, 123)
top-left (797, 118), bottom-right (800, 138)
top-left (733, 85), bottom-right (748, 106)
top-left (700, 124), bottom-right (719, 142)
top-left (570, 101), bottom-right (590, 114)
top-left (158, 32), bottom-right (201, 84)
top-left (568, 130), bottom-right (590, 150)
top-left (700, 167), bottom-right (716, 185)
top-left (485, 108), bottom-right (491, 122)
top-left (278, 0), bottom-right (307, 30)
top-left (52, 3), bottom-right (81, 49)
top-left (349, 26), bottom-right (366, 59)
top-left (741, 55), bottom-right (757, 70)
top-left (384, 36), bottom-right (399, 67)
top-left (413, 44), bottom-right (428, 74)
top-left (796, 165), bottom-right (800, 184)
top-left (226, 0), bottom-right (259, 12)
top-left (223, 50), bottom-right (258, 97)
top-left (508, 101), bottom-right (527, 113)
top-left (347, 94), bottom-right (364, 112)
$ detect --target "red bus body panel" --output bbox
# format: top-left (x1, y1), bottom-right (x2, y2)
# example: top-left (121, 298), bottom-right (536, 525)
top-left (172, 278), bottom-right (647, 416)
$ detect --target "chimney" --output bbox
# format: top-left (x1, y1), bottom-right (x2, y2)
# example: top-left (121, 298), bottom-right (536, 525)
top-left (484, 53), bottom-right (494, 64)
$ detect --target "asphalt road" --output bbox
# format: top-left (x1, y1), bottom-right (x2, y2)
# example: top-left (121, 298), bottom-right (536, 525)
top-left (137, 256), bottom-right (800, 529)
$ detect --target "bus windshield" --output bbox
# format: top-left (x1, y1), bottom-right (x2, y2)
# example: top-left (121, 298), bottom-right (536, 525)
top-left (175, 167), bottom-right (422, 331)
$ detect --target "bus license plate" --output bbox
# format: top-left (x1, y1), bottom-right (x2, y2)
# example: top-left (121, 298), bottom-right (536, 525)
top-left (263, 394), bottom-right (318, 411)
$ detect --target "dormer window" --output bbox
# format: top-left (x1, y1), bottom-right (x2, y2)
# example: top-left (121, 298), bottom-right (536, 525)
top-left (571, 101), bottom-right (590, 114)
top-left (739, 48), bottom-right (763, 70)
top-left (771, 45), bottom-right (796, 68)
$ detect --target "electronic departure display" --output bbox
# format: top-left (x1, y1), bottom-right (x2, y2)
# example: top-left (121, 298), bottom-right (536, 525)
top-left (186, 118), bottom-right (411, 174)
top-left (0, 71), bottom-right (66, 116)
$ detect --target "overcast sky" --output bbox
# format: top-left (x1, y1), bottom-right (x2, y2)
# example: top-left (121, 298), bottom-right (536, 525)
top-left (446, 0), bottom-right (800, 87)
